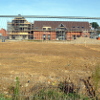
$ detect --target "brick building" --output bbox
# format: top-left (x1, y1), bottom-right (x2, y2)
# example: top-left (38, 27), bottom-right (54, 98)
top-left (33, 21), bottom-right (90, 40)
top-left (0, 28), bottom-right (7, 39)
top-left (7, 15), bottom-right (91, 40)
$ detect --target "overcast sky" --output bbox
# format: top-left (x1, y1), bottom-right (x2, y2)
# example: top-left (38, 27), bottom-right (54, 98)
top-left (0, 0), bottom-right (100, 17)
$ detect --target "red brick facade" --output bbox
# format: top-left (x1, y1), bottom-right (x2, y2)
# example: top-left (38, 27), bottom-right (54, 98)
top-left (67, 32), bottom-right (90, 40)
top-left (33, 21), bottom-right (90, 40)
top-left (34, 31), bottom-right (90, 40)
top-left (34, 32), bottom-right (56, 40)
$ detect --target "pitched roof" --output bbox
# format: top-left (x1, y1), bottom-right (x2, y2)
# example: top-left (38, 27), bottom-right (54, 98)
top-left (34, 21), bottom-right (90, 30)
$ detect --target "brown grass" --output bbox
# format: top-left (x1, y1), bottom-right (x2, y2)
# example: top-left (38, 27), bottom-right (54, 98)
top-left (0, 41), bottom-right (100, 93)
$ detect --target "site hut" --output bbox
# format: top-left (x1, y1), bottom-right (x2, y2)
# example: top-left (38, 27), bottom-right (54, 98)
top-left (7, 14), bottom-right (34, 40)
top-left (33, 21), bottom-right (91, 40)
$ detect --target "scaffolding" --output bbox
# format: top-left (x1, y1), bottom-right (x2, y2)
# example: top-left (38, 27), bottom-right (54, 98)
top-left (0, 14), bottom-right (99, 40)
top-left (7, 14), bottom-right (34, 39)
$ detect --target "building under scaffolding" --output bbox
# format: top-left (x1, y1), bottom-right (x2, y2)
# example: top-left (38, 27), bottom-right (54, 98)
top-left (7, 14), bottom-right (34, 40)
top-left (7, 15), bottom-right (92, 40)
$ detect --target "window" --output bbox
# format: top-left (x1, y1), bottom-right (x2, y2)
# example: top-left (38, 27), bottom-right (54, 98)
top-left (42, 26), bottom-right (51, 31)
top-left (73, 26), bottom-right (75, 28)
top-left (43, 28), bottom-right (46, 31)
top-left (48, 28), bottom-right (51, 31)
top-left (82, 27), bottom-right (84, 28)
top-left (77, 35), bottom-right (80, 37)
top-left (48, 34), bottom-right (51, 40)
top-left (23, 35), bottom-right (26, 39)
top-left (43, 34), bottom-right (46, 40)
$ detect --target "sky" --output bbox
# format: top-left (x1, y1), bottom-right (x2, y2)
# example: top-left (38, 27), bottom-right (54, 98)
top-left (0, 0), bottom-right (100, 29)
top-left (0, 0), bottom-right (100, 17)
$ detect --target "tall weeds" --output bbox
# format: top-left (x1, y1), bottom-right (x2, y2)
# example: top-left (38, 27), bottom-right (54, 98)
top-left (92, 64), bottom-right (100, 91)
top-left (92, 64), bottom-right (100, 99)
top-left (12, 77), bottom-right (20, 100)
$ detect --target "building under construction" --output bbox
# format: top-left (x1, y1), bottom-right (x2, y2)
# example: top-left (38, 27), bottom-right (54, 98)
top-left (7, 14), bottom-right (34, 40)
top-left (33, 21), bottom-right (90, 40)
top-left (7, 15), bottom-right (91, 40)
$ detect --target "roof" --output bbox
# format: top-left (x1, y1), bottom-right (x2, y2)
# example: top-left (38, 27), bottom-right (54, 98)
top-left (34, 21), bottom-right (90, 30)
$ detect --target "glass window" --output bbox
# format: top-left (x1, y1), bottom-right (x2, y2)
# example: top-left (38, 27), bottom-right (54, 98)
top-left (48, 28), bottom-right (51, 30)
top-left (43, 28), bottom-right (46, 30)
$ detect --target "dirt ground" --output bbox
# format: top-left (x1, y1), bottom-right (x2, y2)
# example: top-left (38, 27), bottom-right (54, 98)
top-left (0, 40), bottom-right (100, 94)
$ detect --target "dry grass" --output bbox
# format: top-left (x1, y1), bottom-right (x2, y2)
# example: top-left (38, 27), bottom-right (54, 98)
top-left (0, 41), bottom-right (100, 93)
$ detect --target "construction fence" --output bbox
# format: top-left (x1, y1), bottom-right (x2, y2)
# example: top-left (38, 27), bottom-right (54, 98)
top-left (0, 15), bottom-right (100, 100)
top-left (0, 15), bottom-right (100, 42)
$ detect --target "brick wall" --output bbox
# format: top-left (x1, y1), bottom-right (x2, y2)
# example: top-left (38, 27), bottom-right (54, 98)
top-left (34, 31), bottom-right (56, 40)
top-left (67, 32), bottom-right (90, 40)
top-left (34, 31), bottom-right (90, 40)
top-left (0, 29), bottom-right (7, 37)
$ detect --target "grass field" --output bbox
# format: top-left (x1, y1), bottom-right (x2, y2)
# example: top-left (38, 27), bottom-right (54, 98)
top-left (0, 41), bottom-right (100, 94)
